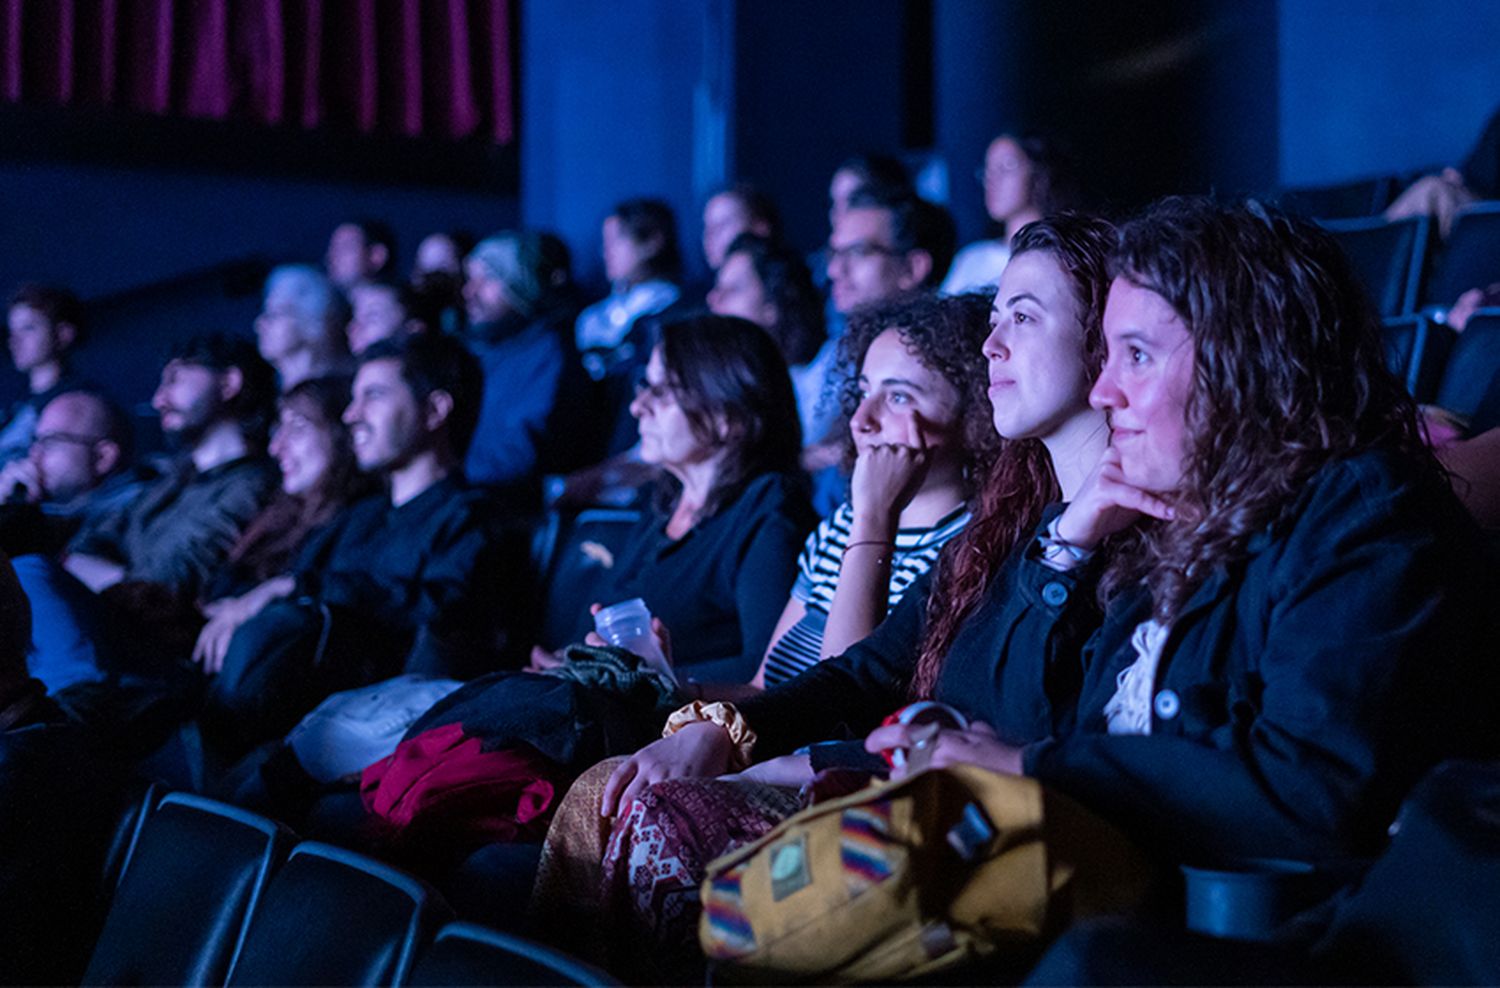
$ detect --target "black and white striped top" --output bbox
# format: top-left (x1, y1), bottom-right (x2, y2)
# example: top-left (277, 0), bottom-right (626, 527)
top-left (760, 502), bottom-right (970, 685)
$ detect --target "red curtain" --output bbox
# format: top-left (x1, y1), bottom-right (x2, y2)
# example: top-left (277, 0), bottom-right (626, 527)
top-left (0, 0), bottom-right (513, 143)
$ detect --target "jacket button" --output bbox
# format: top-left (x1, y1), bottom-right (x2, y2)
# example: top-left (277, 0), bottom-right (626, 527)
top-left (1153, 689), bottom-right (1181, 720)
top-left (1041, 582), bottom-right (1069, 606)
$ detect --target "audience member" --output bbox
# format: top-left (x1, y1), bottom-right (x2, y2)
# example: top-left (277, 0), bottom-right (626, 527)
top-left (192, 376), bottom-right (375, 672)
top-left (708, 234), bottom-right (833, 443)
top-left (828, 187), bottom-right (955, 318)
top-left (413, 230), bottom-right (474, 280)
top-left (0, 389), bottom-right (144, 558)
top-left (1, 285), bottom-right (87, 463)
top-left (536, 314), bottom-right (815, 682)
top-left (346, 278), bottom-right (427, 355)
top-left (749, 291), bottom-right (997, 687)
top-left (701, 182), bottom-right (780, 273)
top-left (944, 133), bottom-right (1079, 294)
top-left (256, 265), bottom-right (352, 389)
top-left (326, 218), bottom-right (397, 290)
top-left (66, 334), bottom-right (278, 599)
top-left (201, 333), bottom-right (511, 757)
top-left (462, 231), bottom-right (589, 496)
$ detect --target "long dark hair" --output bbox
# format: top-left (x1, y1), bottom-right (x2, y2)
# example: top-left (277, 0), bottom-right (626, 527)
top-left (724, 233), bottom-right (826, 367)
top-left (912, 213), bottom-right (1116, 698)
top-left (836, 292), bottom-right (1001, 497)
top-left (1099, 197), bottom-right (1432, 621)
top-left (226, 376), bottom-right (373, 585)
top-left (652, 315), bottom-right (802, 520)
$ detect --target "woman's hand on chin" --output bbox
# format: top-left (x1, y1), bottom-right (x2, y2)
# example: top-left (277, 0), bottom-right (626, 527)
top-left (1054, 445), bottom-right (1175, 551)
top-left (849, 418), bottom-right (931, 528)
top-left (864, 720), bottom-right (1023, 780)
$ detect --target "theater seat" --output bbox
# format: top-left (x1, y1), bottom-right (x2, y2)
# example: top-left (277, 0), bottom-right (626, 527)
top-left (1433, 312), bottom-right (1500, 420)
top-left (1422, 202), bottom-right (1500, 309)
top-left (1324, 215), bottom-right (1432, 317)
top-left (225, 841), bottom-right (449, 986)
top-left (538, 508), bottom-right (642, 650)
top-left (98, 781), bottom-right (163, 898)
top-left (406, 921), bottom-right (618, 986)
top-left (1383, 314), bottom-right (1455, 403)
top-left (83, 793), bottom-right (292, 987)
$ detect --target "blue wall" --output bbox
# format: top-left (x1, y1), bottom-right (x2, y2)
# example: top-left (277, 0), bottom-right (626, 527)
top-left (520, 0), bottom-right (728, 288)
top-left (1279, 0), bottom-right (1500, 186)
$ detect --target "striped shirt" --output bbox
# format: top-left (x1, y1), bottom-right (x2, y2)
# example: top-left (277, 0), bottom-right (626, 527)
top-left (761, 502), bottom-right (970, 685)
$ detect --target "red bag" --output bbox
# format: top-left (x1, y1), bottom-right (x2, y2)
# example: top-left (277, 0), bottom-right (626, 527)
top-left (360, 723), bottom-right (565, 851)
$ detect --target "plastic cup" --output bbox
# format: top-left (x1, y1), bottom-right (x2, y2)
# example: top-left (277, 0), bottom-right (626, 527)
top-left (593, 598), bottom-right (676, 685)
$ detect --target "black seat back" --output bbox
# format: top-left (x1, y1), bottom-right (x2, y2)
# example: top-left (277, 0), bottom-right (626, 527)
top-left (1423, 202), bottom-right (1500, 308)
top-left (1318, 760), bottom-right (1500, 985)
top-left (1324, 215), bottom-right (1432, 317)
top-left (538, 507), bottom-right (642, 650)
top-left (407, 921), bottom-right (618, 986)
top-left (83, 793), bottom-right (291, 986)
top-left (225, 841), bottom-right (448, 987)
top-left (1383, 314), bottom-right (1456, 402)
top-left (1434, 312), bottom-right (1500, 420)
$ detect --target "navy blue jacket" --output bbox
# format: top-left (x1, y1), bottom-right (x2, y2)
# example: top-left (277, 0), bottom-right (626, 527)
top-left (1024, 450), bottom-right (1500, 864)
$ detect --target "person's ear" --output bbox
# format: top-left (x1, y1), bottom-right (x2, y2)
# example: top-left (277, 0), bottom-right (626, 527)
top-left (218, 367), bottom-right (245, 403)
top-left (368, 243), bottom-right (390, 272)
top-left (424, 389), bottom-right (455, 433)
top-left (92, 440), bottom-right (121, 477)
top-left (54, 321), bottom-right (77, 350)
top-left (748, 219), bottom-right (773, 240)
top-left (900, 250), bottom-right (934, 290)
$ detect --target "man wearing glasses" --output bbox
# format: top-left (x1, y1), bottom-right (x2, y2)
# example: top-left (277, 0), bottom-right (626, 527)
top-left (826, 186), bottom-right (955, 316)
top-left (0, 389), bottom-right (144, 556)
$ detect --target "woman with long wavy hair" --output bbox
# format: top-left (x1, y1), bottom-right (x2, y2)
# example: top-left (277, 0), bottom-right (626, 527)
top-left (866, 197), bottom-right (1500, 871)
top-left (531, 213), bottom-right (1117, 979)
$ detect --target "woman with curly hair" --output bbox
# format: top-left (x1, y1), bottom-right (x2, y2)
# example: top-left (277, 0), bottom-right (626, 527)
top-left (866, 197), bottom-right (1500, 869)
top-left (532, 213), bottom-right (1116, 979)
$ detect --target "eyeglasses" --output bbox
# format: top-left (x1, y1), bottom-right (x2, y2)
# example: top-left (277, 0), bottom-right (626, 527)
top-left (632, 375), bottom-right (679, 407)
top-left (827, 241), bottom-right (900, 264)
top-left (32, 431), bottom-right (101, 452)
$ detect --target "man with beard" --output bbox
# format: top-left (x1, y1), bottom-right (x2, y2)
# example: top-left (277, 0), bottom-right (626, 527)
top-left (461, 231), bottom-right (590, 503)
top-left (65, 334), bottom-right (278, 598)
top-left (201, 332), bottom-right (518, 758)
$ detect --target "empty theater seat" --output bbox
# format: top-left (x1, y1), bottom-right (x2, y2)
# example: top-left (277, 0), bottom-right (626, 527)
top-left (406, 921), bottom-right (618, 986)
top-left (83, 793), bottom-right (292, 987)
top-left (225, 841), bottom-right (450, 986)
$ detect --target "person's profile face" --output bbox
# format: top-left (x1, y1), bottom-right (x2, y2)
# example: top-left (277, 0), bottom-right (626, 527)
top-left (344, 358), bottom-right (423, 474)
top-left (270, 401), bottom-right (338, 496)
top-left (706, 252), bottom-right (775, 328)
top-left (1091, 277), bottom-right (1195, 493)
top-left (151, 360), bottom-right (222, 442)
top-left (826, 208), bottom-right (909, 315)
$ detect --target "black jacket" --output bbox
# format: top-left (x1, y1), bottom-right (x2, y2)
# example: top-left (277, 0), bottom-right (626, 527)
top-left (1025, 450), bottom-right (1500, 864)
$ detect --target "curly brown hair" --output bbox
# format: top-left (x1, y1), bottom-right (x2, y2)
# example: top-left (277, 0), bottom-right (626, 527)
top-left (911, 213), bottom-right (1117, 698)
top-left (1099, 197), bottom-right (1433, 621)
top-left (836, 291), bottom-right (1001, 495)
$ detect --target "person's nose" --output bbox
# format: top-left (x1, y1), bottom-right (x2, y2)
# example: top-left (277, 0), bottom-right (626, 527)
top-left (1089, 365), bottom-right (1123, 412)
top-left (982, 322), bottom-right (1008, 363)
top-left (849, 395), bottom-right (880, 435)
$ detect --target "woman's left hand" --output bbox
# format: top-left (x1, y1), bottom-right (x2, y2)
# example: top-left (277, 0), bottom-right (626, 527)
top-left (863, 719), bottom-right (1023, 779)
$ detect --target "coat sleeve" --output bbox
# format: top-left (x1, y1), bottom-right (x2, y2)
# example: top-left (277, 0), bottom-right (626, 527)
top-left (1025, 459), bottom-right (1500, 862)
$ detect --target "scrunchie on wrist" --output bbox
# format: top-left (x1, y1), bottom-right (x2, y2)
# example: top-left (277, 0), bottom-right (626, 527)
top-left (663, 700), bottom-right (757, 770)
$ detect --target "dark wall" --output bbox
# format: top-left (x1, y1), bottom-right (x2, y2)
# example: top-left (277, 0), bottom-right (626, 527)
top-left (731, 0), bottom-right (911, 253)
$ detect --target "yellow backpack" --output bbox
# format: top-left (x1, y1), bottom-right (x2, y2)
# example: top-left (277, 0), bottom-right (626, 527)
top-left (699, 764), bottom-right (1155, 983)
